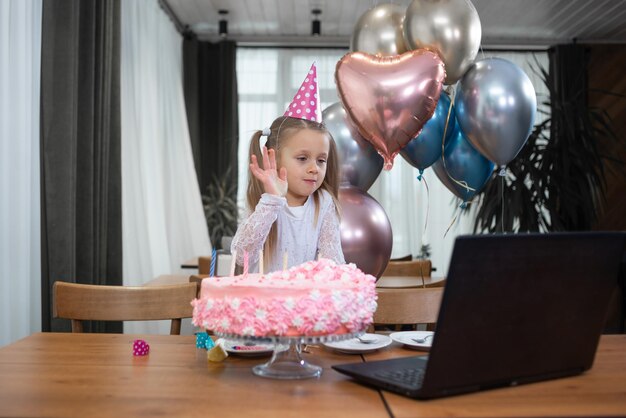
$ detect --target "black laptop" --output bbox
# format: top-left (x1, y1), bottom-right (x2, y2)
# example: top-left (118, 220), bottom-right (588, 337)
top-left (332, 232), bottom-right (625, 399)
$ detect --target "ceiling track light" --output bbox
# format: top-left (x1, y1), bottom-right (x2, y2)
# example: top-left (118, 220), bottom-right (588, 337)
top-left (218, 9), bottom-right (229, 37)
top-left (311, 9), bottom-right (321, 36)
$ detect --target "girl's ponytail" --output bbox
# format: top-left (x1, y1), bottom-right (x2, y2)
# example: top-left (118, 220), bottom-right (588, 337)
top-left (246, 130), bottom-right (265, 212)
top-left (246, 129), bottom-right (275, 270)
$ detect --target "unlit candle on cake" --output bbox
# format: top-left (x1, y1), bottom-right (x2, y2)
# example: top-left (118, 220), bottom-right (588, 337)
top-left (259, 249), bottom-right (264, 274)
top-left (243, 251), bottom-right (249, 275)
top-left (210, 248), bottom-right (216, 277)
top-left (230, 249), bottom-right (237, 276)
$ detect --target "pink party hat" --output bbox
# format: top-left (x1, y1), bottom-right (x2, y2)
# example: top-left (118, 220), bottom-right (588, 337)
top-left (284, 63), bottom-right (321, 122)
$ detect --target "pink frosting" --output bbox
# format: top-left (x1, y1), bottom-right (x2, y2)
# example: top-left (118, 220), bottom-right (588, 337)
top-left (191, 258), bottom-right (377, 337)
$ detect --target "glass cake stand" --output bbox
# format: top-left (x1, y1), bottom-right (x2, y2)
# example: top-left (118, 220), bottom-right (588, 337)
top-left (216, 332), bottom-right (361, 380)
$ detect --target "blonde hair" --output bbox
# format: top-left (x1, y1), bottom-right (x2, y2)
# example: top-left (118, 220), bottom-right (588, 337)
top-left (246, 116), bottom-right (340, 266)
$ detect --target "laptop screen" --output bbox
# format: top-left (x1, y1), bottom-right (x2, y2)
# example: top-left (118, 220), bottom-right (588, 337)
top-left (421, 232), bottom-right (624, 393)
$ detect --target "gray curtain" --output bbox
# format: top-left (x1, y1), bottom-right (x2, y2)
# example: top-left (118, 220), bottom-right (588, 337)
top-left (183, 37), bottom-right (239, 204)
top-left (40, 0), bottom-right (122, 333)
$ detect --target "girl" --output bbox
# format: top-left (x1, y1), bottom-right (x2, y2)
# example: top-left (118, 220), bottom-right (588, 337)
top-left (231, 115), bottom-right (345, 273)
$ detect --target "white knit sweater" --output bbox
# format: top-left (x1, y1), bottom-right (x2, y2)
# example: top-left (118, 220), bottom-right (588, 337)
top-left (231, 190), bottom-right (345, 273)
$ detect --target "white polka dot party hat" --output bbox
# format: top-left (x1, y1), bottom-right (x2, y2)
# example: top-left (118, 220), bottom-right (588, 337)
top-left (283, 63), bottom-right (321, 122)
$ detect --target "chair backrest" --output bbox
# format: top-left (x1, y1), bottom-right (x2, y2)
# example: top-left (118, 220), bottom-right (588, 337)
top-left (53, 282), bottom-right (198, 334)
top-left (373, 287), bottom-right (444, 325)
top-left (382, 259), bottom-right (432, 277)
top-left (189, 274), bottom-right (209, 297)
top-left (198, 256), bottom-right (211, 275)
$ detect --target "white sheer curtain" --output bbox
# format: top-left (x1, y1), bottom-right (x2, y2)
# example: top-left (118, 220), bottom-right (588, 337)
top-left (121, 0), bottom-right (211, 334)
top-left (0, 0), bottom-right (42, 346)
top-left (237, 48), bottom-right (548, 276)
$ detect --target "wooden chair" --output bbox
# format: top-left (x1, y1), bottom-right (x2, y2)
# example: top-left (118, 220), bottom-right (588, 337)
top-left (382, 259), bottom-right (432, 277)
top-left (53, 282), bottom-right (198, 334)
top-left (371, 287), bottom-right (444, 332)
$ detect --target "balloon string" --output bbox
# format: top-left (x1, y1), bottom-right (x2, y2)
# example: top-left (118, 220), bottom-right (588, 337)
top-left (440, 87), bottom-right (476, 195)
top-left (443, 202), bottom-right (461, 239)
top-left (416, 174), bottom-right (428, 289)
top-left (443, 196), bottom-right (480, 239)
top-left (497, 166), bottom-right (506, 233)
top-left (422, 175), bottom-right (430, 237)
top-left (501, 174), bottom-right (505, 234)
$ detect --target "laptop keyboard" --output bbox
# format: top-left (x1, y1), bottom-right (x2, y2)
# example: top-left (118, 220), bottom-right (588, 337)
top-left (374, 367), bottom-right (425, 388)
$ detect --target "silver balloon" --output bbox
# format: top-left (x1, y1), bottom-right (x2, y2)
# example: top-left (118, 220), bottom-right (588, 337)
top-left (351, 3), bottom-right (408, 57)
top-left (455, 58), bottom-right (537, 167)
top-left (404, 0), bottom-right (481, 84)
top-left (323, 102), bottom-right (383, 191)
top-left (339, 186), bottom-right (392, 279)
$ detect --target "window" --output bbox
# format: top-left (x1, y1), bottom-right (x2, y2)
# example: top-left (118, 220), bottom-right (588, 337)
top-left (236, 47), bottom-right (549, 273)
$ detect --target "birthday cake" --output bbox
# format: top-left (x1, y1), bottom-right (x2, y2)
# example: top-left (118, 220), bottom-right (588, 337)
top-left (191, 259), bottom-right (377, 337)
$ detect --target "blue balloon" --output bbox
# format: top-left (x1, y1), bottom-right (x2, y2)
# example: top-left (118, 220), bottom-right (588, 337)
top-left (400, 92), bottom-right (456, 173)
top-left (432, 124), bottom-right (495, 202)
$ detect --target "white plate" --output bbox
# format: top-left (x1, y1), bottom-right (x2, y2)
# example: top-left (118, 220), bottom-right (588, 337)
top-left (389, 331), bottom-right (434, 351)
top-left (322, 334), bottom-right (392, 354)
top-left (222, 340), bottom-right (284, 357)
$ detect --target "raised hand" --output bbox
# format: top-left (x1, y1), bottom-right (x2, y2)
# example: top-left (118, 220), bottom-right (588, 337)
top-left (250, 146), bottom-right (288, 197)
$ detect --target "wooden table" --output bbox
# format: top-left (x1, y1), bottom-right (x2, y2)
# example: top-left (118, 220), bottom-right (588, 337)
top-left (181, 257), bottom-right (199, 269)
top-left (144, 274), bottom-right (446, 289)
top-left (1, 333), bottom-right (625, 417)
top-left (363, 335), bottom-right (626, 417)
top-left (178, 257), bottom-right (444, 286)
top-left (0, 333), bottom-right (386, 418)
top-left (143, 274), bottom-right (190, 286)
top-left (376, 275), bottom-right (445, 288)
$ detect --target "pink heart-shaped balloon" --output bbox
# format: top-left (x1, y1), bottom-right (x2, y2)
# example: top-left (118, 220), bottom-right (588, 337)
top-left (335, 50), bottom-right (445, 170)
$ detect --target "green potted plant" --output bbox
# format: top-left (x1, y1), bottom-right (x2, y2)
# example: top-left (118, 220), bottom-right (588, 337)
top-left (202, 168), bottom-right (239, 249)
top-left (417, 244), bottom-right (431, 260)
top-left (472, 51), bottom-right (624, 233)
